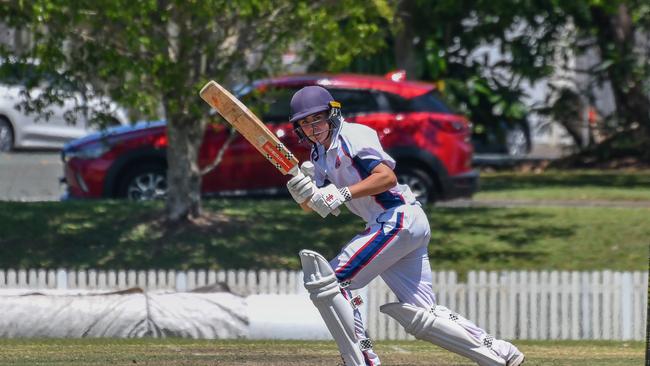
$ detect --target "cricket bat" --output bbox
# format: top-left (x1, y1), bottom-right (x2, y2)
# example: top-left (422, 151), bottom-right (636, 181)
top-left (199, 80), bottom-right (339, 215)
top-left (199, 80), bottom-right (300, 176)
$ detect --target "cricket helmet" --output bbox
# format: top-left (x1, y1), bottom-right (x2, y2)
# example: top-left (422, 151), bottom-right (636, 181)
top-left (290, 86), bottom-right (342, 143)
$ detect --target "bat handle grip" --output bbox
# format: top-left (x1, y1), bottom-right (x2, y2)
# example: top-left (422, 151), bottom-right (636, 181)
top-left (288, 165), bottom-right (301, 177)
top-left (289, 163), bottom-right (341, 217)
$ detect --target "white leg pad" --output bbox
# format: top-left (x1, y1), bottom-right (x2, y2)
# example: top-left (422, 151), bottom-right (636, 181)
top-left (300, 249), bottom-right (365, 366)
top-left (380, 302), bottom-right (505, 366)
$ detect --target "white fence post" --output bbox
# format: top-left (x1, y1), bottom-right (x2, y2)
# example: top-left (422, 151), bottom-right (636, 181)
top-left (633, 271), bottom-right (645, 340)
top-left (539, 271), bottom-right (549, 339)
top-left (47, 269), bottom-right (56, 289)
top-left (176, 271), bottom-right (187, 292)
top-left (508, 271), bottom-right (518, 339)
top-left (488, 271), bottom-right (498, 337)
top-left (620, 272), bottom-right (633, 340)
top-left (127, 270), bottom-right (136, 288)
top-left (518, 271), bottom-right (528, 340)
top-left (56, 268), bottom-right (67, 290)
top-left (560, 271), bottom-right (569, 340)
top-left (549, 271), bottom-right (559, 339)
top-left (603, 270), bottom-right (613, 339)
top-left (592, 271), bottom-right (602, 340)
top-left (612, 271), bottom-right (622, 340)
top-left (529, 271), bottom-right (539, 339)
top-left (18, 269), bottom-right (27, 287)
top-left (208, 270), bottom-right (217, 288)
top-left (77, 270), bottom-right (87, 289)
top-left (580, 272), bottom-right (590, 339)
top-left (570, 271), bottom-right (580, 340)
top-left (106, 270), bottom-right (116, 289)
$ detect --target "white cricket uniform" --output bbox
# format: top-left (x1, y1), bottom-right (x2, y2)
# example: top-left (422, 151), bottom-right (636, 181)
top-left (309, 121), bottom-right (517, 366)
top-left (310, 121), bottom-right (435, 366)
top-left (311, 121), bottom-right (435, 306)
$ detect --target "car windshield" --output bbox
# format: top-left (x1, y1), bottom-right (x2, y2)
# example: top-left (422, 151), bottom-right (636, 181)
top-left (386, 90), bottom-right (454, 114)
top-left (238, 86), bottom-right (299, 124)
top-left (238, 85), bottom-right (383, 123)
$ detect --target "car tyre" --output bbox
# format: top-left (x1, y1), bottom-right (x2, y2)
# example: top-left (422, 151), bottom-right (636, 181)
top-left (395, 165), bottom-right (436, 205)
top-left (0, 118), bottom-right (14, 152)
top-left (118, 163), bottom-right (167, 201)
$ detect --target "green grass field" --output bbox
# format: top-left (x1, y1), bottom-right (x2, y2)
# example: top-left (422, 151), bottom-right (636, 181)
top-left (476, 170), bottom-right (650, 201)
top-left (0, 339), bottom-right (643, 366)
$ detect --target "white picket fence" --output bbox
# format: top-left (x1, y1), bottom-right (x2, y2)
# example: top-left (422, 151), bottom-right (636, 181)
top-left (0, 268), bottom-right (646, 341)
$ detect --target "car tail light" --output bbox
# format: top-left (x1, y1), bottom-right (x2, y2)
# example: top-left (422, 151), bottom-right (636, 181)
top-left (153, 135), bottom-right (168, 148)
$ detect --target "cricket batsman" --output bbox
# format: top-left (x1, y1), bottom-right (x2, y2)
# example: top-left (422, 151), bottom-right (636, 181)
top-left (286, 86), bottom-right (525, 366)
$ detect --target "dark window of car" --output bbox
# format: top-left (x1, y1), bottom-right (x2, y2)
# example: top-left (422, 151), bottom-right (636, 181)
top-left (383, 90), bottom-right (454, 114)
top-left (239, 86), bottom-right (299, 124)
top-left (328, 89), bottom-right (380, 116)
top-left (381, 92), bottom-right (410, 112)
top-left (238, 86), bottom-right (381, 123)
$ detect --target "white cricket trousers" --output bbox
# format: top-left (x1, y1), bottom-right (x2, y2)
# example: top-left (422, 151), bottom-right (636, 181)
top-left (331, 203), bottom-right (435, 307)
top-left (329, 203), bottom-right (500, 366)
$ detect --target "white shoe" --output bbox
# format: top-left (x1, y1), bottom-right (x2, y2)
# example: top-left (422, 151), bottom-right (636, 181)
top-left (492, 340), bottom-right (524, 366)
top-left (505, 345), bottom-right (525, 366)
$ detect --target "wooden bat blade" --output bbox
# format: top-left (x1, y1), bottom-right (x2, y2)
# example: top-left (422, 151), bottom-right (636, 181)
top-left (199, 80), bottom-right (299, 175)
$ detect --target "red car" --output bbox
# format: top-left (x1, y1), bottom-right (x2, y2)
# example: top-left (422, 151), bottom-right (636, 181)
top-left (61, 73), bottom-right (478, 203)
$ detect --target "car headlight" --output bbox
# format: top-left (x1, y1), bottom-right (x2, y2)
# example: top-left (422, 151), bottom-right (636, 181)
top-left (64, 143), bottom-right (111, 160)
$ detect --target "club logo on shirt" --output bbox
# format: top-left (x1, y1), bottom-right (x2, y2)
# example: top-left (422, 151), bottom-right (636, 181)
top-left (335, 155), bottom-right (341, 169)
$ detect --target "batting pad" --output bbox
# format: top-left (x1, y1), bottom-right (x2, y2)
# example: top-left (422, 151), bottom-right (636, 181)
top-left (380, 302), bottom-right (506, 366)
top-left (299, 249), bottom-right (366, 366)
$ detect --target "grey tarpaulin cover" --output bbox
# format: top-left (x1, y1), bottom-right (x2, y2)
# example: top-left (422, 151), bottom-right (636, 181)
top-left (0, 289), bottom-right (248, 338)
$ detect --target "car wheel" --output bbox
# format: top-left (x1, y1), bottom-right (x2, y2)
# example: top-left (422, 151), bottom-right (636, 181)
top-left (395, 165), bottom-right (435, 205)
top-left (0, 118), bottom-right (14, 152)
top-left (118, 164), bottom-right (167, 201)
top-left (505, 125), bottom-right (529, 157)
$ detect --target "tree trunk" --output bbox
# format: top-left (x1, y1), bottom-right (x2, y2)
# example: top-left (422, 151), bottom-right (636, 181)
top-left (165, 113), bottom-right (206, 222)
top-left (591, 4), bottom-right (650, 137)
top-left (394, 0), bottom-right (419, 78)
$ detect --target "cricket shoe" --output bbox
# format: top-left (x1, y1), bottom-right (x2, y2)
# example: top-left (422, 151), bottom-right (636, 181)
top-left (507, 350), bottom-right (525, 366)
top-left (491, 339), bottom-right (524, 366)
top-left (503, 343), bottom-right (525, 366)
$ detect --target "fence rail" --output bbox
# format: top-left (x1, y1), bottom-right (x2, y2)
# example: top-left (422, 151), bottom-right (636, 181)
top-left (0, 268), bottom-right (646, 341)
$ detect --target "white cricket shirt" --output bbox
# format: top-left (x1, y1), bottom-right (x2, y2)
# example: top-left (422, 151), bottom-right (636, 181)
top-left (310, 121), bottom-right (417, 223)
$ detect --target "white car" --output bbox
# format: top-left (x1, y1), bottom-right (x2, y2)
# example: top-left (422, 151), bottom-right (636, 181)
top-left (0, 62), bottom-right (128, 151)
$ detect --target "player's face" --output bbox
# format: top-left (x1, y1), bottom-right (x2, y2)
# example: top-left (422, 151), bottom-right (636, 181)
top-left (298, 112), bottom-right (331, 146)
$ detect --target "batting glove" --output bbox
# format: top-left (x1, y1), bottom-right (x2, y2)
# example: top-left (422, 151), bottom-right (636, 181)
top-left (287, 172), bottom-right (316, 204)
top-left (307, 184), bottom-right (348, 218)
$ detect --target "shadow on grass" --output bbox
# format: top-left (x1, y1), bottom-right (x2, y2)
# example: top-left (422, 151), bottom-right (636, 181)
top-left (425, 207), bottom-right (574, 272)
top-left (0, 200), bottom-right (576, 271)
top-left (0, 199), bottom-right (367, 270)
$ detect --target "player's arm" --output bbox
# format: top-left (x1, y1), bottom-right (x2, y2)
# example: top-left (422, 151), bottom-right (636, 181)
top-left (303, 162), bottom-right (397, 218)
top-left (347, 162), bottom-right (397, 199)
